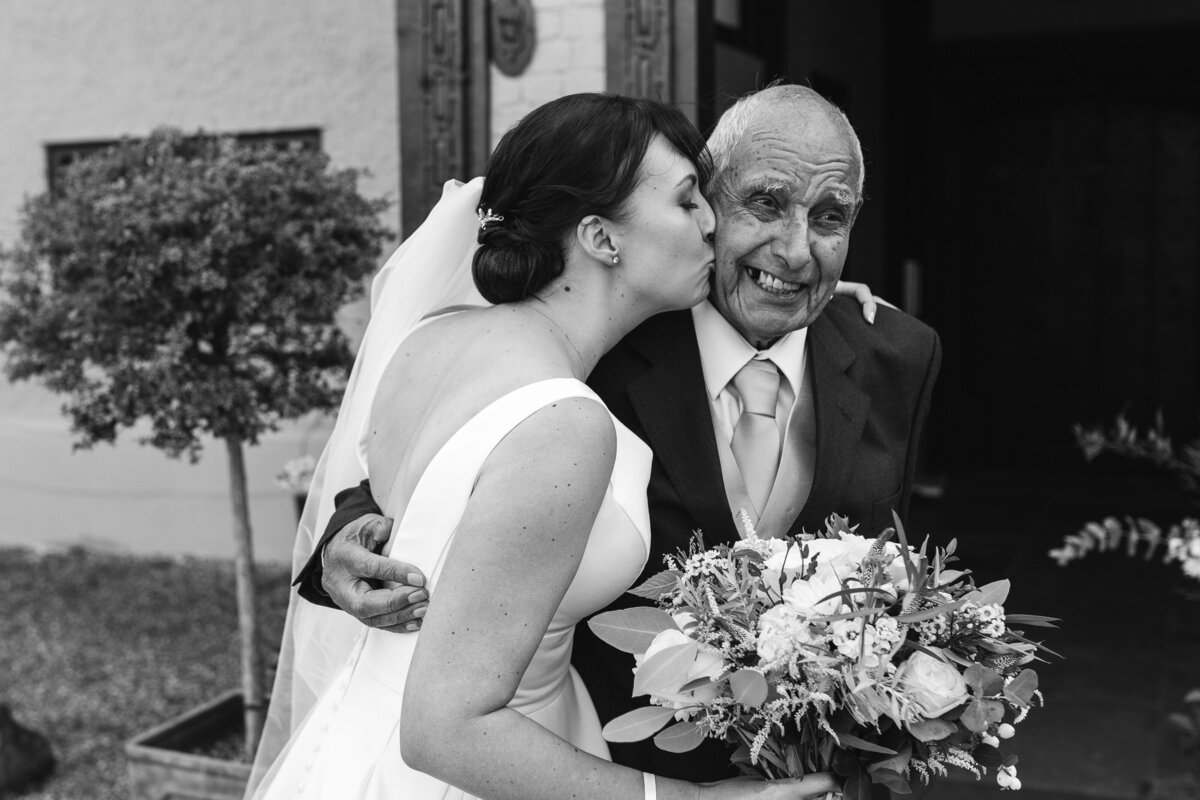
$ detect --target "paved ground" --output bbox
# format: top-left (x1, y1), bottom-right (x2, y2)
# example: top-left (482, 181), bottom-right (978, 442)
top-left (900, 467), bottom-right (1199, 799)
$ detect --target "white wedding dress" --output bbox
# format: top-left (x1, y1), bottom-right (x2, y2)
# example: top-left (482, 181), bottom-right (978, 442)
top-left (249, 178), bottom-right (653, 799)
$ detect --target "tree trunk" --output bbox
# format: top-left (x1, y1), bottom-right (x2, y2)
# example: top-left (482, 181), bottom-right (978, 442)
top-left (224, 436), bottom-right (264, 760)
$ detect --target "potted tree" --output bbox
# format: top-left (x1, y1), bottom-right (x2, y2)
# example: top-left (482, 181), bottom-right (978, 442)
top-left (0, 128), bottom-right (389, 798)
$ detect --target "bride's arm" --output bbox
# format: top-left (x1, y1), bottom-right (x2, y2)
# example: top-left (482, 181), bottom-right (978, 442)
top-left (400, 398), bottom-right (832, 800)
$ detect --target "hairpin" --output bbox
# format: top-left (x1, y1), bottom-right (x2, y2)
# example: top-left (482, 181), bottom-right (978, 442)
top-left (477, 207), bottom-right (504, 231)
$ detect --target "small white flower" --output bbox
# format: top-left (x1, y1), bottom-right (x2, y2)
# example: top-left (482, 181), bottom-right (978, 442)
top-left (997, 764), bottom-right (1020, 790)
top-left (872, 616), bottom-right (902, 653)
top-left (997, 722), bottom-right (1016, 739)
top-left (756, 604), bottom-right (820, 663)
top-left (981, 733), bottom-right (1000, 747)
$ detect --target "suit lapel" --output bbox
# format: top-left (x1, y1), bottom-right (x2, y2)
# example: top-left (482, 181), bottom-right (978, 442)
top-left (790, 312), bottom-right (871, 536)
top-left (625, 313), bottom-right (739, 547)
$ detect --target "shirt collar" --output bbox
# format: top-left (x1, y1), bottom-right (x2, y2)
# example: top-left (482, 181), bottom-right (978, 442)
top-left (691, 300), bottom-right (808, 399)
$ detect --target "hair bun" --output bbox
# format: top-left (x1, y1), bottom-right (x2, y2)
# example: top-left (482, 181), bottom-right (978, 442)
top-left (472, 232), bottom-right (563, 304)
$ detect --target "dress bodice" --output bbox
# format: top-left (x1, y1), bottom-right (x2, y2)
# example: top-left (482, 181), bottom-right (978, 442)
top-left (372, 378), bottom-right (652, 714)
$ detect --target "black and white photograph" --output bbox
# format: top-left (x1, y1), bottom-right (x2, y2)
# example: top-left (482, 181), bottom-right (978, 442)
top-left (0, 2), bottom-right (1197, 799)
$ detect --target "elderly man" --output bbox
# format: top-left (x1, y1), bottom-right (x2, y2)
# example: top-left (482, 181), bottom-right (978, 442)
top-left (299, 84), bottom-right (940, 783)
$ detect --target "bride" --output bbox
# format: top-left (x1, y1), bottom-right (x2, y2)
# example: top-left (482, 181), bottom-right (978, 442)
top-left (249, 93), bottom-right (838, 799)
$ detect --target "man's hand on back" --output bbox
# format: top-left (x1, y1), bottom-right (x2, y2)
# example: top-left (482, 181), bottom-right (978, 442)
top-left (322, 514), bottom-right (429, 632)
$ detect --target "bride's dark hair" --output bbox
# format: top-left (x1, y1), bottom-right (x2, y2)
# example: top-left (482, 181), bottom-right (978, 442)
top-left (473, 93), bottom-right (711, 304)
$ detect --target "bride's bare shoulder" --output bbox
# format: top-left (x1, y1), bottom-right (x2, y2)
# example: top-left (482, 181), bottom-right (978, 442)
top-left (396, 306), bottom-right (558, 379)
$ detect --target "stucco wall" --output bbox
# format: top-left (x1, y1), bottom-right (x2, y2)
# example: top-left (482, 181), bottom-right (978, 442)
top-left (490, 0), bottom-right (606, 148)
top-left (0, 0), bottom-right (398, 562)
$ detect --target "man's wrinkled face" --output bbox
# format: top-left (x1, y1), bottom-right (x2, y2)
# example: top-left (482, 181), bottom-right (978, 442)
top-left (708, 107), bottom-right (862, 348)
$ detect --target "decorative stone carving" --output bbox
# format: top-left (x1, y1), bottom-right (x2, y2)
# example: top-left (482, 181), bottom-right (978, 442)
top-left (490, 0), bottom-right (536, 77)
top-left (0, 705), bottom-right (54, 793)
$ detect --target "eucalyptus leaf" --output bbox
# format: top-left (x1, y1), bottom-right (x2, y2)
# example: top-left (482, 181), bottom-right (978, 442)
top-left (628, 570), bottom-right (682, 600)
top-left (729, 668), bottom-right (769, 707)
top-left (587, 607), bottom-right (680, 654)
top-left (966, 579), bottom-right (1011, 607)
top-left (678, 675), bottom-right (716, 693)
top-left (907, 718), bottom-right (956, 742)
top-left (653, 720), bottom-right (706, 753)
top-left (632, 641), bottom-right (698, 697)
top-left (961, 698), bottom-right (1004, 732)
top-left (601, 705), bottom-right (678, 742)
top-left (1002, 669), bottom-right (1039, 706)
top-left (964, 664), bottom-right (1004, 696)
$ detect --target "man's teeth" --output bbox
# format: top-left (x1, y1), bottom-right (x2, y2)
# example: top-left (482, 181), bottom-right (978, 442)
top-left (747, 267), bottom-right (802, 293)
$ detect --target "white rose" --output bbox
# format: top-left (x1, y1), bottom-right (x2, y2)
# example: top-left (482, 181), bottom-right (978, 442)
top-left (805, 534), bottom-right (882, 573)
top-left (896, 652), bottom-right (969, 718)
top-left (635, 629), bottom-right (725, 708)
top-left (782, 571), bottom-right (844, 618)
top-left (762, 542), bottom-right (810, 589)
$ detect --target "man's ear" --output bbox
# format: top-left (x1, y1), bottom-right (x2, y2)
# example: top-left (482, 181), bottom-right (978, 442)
top-left (575, 215), bottom-right (620, 265)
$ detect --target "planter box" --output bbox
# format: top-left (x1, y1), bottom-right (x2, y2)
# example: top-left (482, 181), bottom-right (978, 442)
top-left (125, 690), bottom-right (251, 800)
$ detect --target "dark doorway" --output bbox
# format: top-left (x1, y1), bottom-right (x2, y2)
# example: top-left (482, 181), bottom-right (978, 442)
top-left (918, 27), bottom-right (1200, 470)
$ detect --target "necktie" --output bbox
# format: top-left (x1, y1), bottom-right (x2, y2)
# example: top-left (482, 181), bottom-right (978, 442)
top-left (730, 358), bottom-right (782, 515)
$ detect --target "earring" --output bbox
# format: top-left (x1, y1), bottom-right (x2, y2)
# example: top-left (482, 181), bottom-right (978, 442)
top-left (612, 255), bottom-right (620, 264)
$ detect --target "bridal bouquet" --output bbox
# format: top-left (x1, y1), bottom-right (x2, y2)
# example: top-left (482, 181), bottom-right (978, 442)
top-left (589, 514), bottom-right (1057, 798)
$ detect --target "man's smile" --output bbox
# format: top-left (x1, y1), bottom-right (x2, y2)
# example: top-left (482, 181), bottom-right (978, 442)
top-left (744, 265), bottom-right (805, 296)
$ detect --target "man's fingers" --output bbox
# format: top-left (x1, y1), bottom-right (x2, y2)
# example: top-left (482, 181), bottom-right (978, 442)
top-left (365, 603), bottom-right (429, 633)
top-left (834, 279), bottom-right (878, 324)
top-left (355, 585), bottom-right (429, 630)
top-left (345, 550), bottom-right (426, 587)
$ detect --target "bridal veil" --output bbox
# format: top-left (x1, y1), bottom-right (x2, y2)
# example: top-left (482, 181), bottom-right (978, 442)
top-left (246, 177), bottom-right (486, 796)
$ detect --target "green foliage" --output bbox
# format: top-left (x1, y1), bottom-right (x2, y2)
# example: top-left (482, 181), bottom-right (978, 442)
top-left (1075, 413), bottom-right (1200, 494)
top-left (1064, 412), bottom-right (1200, 782)
top-left (0, 128), bottom-right (391, 460)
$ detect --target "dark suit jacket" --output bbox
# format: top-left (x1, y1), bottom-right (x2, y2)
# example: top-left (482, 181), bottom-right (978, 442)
top-left (297, 296), bottom-right (941, 782)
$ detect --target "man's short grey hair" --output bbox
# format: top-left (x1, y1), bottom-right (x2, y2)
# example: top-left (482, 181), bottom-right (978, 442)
top-left (706, 84), bottom-right (865, 197)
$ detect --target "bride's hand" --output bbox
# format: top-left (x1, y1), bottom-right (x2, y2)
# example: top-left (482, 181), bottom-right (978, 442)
top-left (700, 772), bottom-right (840, 799)
top-left (833, 280), bottom-right (897, 324)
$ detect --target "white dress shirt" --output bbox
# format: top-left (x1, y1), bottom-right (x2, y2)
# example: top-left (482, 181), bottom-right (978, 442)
top-left (691, 299), bottom-right (809, 446)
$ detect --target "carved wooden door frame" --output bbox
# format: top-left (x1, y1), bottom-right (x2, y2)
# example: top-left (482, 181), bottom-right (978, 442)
top-left (397, 0), bottom-right (490, 237)
top-left (605, 0), bottom-right (713, 132)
